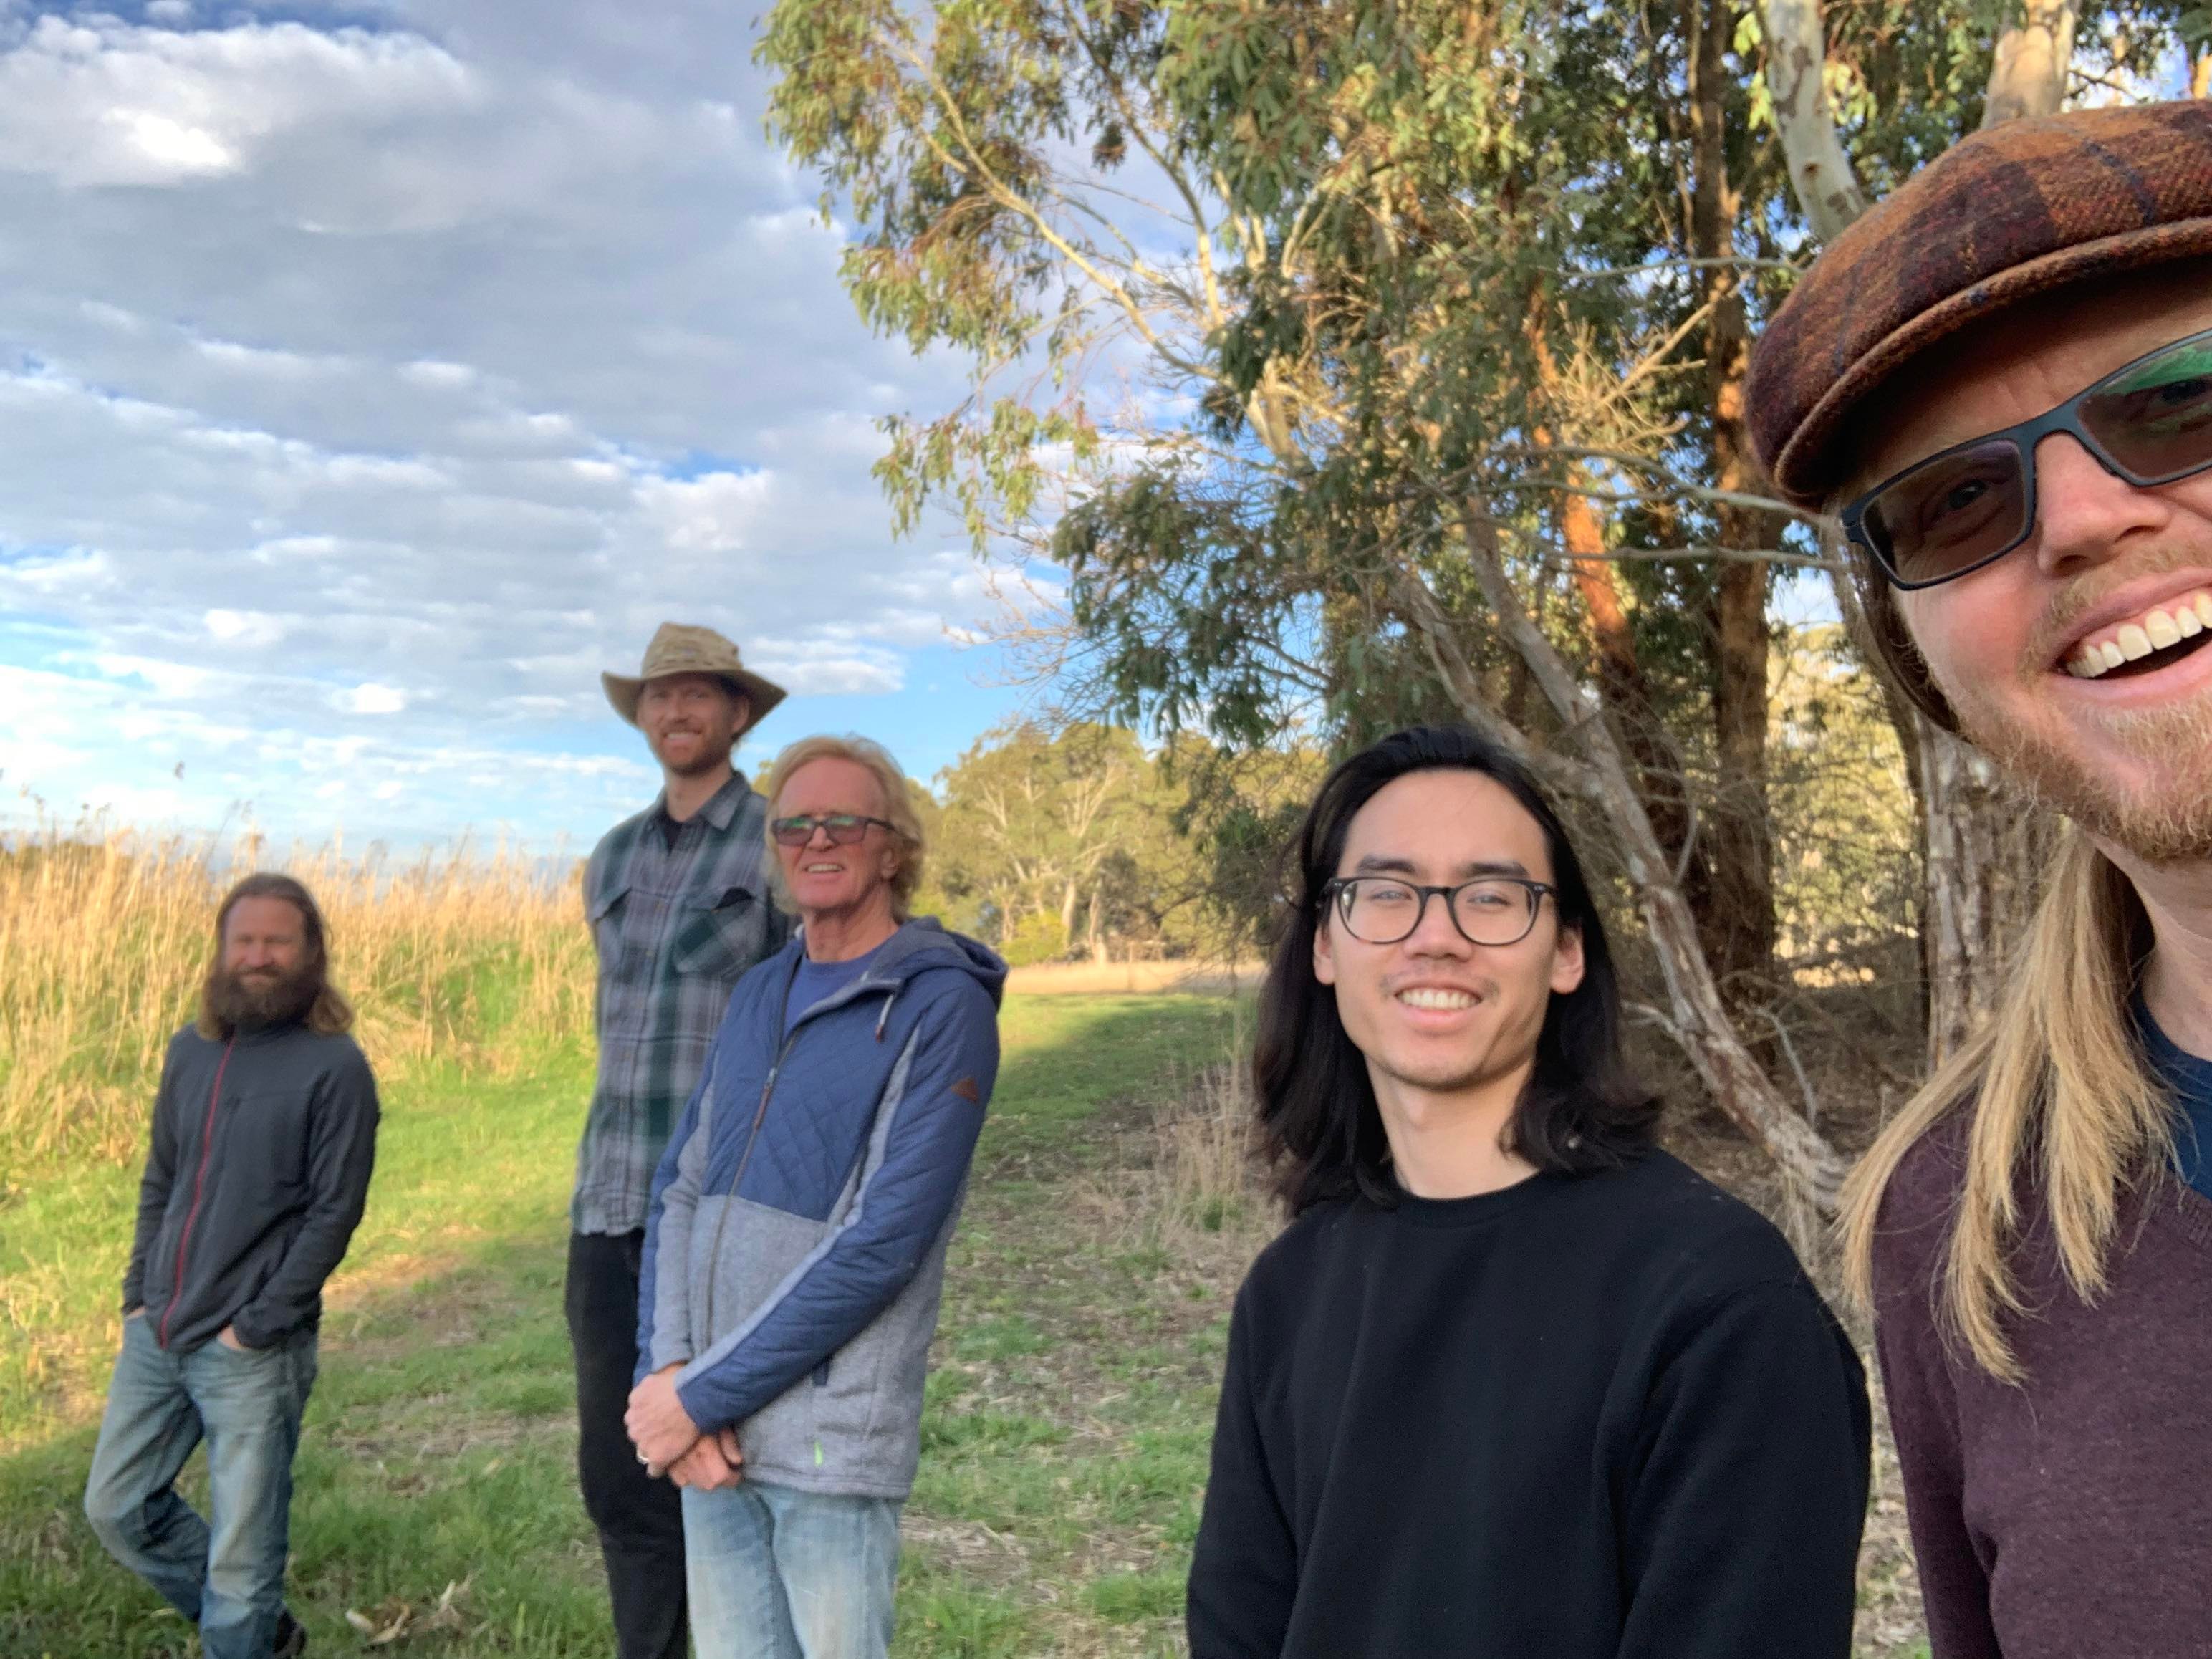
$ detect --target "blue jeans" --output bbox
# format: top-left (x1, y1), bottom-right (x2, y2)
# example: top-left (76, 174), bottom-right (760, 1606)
top-left (682, 1478), bottom-right (902, 1659)
top-left (83, 1313), bottom-right (317, 1659)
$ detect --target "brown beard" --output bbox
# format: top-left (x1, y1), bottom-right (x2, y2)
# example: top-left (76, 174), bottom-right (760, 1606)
top-left (1950, 688), bottom-right (2212, 866)
top-left (1937, 544), bottom-right (2212, 865)
top-left (201, 959), bottom-right (323, 1035)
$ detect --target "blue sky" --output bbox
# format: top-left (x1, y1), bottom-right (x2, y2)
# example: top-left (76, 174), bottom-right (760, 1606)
top-left (0, 0), bottom-right (1042, 850)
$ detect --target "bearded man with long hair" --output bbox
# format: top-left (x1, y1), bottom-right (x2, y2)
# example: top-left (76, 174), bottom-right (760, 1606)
top-left (1749, 102), bottom-right (2212, 1657)
top-left (84, 872), bottom-right (379, 1659)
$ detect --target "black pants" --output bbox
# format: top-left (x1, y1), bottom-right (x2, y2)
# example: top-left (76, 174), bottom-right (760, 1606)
top-left (567, 1229), bottom-right (688, 1659)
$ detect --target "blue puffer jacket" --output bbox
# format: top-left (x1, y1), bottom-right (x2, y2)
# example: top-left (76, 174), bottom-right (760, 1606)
top-left (636, 917), bottom-right (1005, 1499)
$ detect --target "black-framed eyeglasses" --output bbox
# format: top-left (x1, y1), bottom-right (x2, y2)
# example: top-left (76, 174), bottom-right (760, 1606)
top-left (1842, 325), bottom-right (2212, 590)
top-left (769, 813), bottom-right (897, 847)
top-left (1320, 875), bottom-right (1556, 948)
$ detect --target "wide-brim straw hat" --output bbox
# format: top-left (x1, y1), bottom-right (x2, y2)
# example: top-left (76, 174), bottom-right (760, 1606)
top-left (602, 622), bottom-right (787, 735)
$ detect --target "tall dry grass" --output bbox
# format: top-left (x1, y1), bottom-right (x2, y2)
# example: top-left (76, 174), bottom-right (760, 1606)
top-left (0, 820), bottom-right (592, 1170)
top-left (1077, 1019), bottom-right (1281, 1264)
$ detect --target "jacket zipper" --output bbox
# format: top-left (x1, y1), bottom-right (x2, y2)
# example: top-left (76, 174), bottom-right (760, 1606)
top-left (160, 1037), bottom-right (234, 1349)
top-left (696, 964), bottom-right (897, 1345)
top-left (701, 976), bottom-right (801, 1333)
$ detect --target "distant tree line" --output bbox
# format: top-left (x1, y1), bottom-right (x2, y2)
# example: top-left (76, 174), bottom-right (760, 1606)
top-left (908, 721), bottom-right (1323, 967)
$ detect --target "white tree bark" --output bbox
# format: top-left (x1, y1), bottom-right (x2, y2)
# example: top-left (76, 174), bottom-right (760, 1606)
top-left (1764, 0), bottom-right (1870, 241)
top-left (1982, 0), bottom-right (2079, 126)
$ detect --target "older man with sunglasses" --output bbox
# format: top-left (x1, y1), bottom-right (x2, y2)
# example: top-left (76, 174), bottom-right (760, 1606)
top-left (626, 734), bottom-right (1005, 1659)
top-left (1749, 104), bottom-right (2212, 1657)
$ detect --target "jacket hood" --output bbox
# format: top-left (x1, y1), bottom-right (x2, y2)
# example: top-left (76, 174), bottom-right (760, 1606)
top-left (788, 915), bottom-right (1008, 1009)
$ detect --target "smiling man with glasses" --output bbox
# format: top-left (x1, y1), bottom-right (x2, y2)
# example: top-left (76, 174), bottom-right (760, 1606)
top-left (1186, 725), bottom-right (1870, 1658)
top-left (627, 733), bottom-right (1004, 1659)
top-left (1750, 102), bottom-right (2212, 1658)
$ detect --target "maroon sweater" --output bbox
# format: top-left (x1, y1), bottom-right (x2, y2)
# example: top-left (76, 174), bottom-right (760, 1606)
top-left (1872, 1120), bottom-right (2212, 1658)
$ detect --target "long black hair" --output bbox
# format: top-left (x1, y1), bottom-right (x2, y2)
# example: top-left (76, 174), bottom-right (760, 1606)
top-left (1254, 725), bottom-right (1660, 1214)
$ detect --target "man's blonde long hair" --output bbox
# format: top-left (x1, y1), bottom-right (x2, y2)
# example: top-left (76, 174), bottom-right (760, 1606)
top-left (1840, 830), bottom-right (2170, 1380)
top-left (763, 734), bottom-right (928, 920)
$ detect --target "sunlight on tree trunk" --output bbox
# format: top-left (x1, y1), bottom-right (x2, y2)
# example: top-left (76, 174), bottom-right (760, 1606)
top-left (1763, 0), bottom-right (1870, 240)
top-left (1983, 0), bottom-right (2078, 126)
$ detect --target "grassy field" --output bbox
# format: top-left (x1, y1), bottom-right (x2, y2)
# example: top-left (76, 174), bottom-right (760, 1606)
top-left (1, 993), bottom-right (1266, 1658)
top-left (0, 830), bottom-right (1929, 1658)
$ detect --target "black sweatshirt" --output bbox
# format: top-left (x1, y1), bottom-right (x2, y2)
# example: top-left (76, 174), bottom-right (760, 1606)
top-left (123, 1021), bottom-right (380, 1353)
top-left (1187, 1150), bottom-right (1870, 1659)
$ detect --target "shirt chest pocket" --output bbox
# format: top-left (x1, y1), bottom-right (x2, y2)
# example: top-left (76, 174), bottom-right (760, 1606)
top-left (672, 887), bottom-right (769, 981)
top-left (587, 877), bottom-right (632, 967)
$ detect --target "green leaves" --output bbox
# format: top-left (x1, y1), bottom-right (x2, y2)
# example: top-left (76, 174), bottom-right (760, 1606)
top-left (759, 0), bottom-right (2193, 786)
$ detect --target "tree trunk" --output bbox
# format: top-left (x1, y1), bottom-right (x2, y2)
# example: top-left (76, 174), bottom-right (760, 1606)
top-left (1765, 0), bottom-right (2077, 1069)
top-left (1917, 724), bottom-right (2058, 1063)
top-left (1763, 0), bottom-right (1869, 239)
top-left (1982, 0), bottom-right (2078, 126)
top-left (1413, 520), bottom-right (1847, 1210)
top-left (1691, 0), bottom-right (1779, 1019)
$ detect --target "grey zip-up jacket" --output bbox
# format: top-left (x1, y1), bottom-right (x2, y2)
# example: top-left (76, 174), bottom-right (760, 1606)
top-left (123, 1021), bottom-right (380, 1353)
top-left (637, 920), bottom-right (1004, 1499)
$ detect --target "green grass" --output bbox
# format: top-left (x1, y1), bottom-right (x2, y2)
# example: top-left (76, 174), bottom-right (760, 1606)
top-left (0, 993), bottom-right (1241, 1658)
top-left (0, 986), bottom-right (1931, 1658)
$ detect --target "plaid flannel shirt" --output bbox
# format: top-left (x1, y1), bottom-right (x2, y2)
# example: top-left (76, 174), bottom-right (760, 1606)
top-left (572, 771), bottom-right (789, 1234)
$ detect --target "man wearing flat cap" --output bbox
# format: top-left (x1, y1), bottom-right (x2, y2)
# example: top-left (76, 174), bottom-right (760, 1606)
top-left (569, 622), bottom-right (792, 1659)
top-left (1749, 102), bottom-right (2212, 1657)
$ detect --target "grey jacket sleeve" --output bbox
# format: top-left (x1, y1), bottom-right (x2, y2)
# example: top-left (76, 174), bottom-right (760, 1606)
top-left (229, 1047), bottom-right (380, 1349)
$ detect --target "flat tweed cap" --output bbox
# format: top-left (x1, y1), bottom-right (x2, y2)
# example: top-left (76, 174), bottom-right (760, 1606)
top-left (1750, 101), bottom-right (2212, 509)
top-left (602, 621), bottom-right (787, 734)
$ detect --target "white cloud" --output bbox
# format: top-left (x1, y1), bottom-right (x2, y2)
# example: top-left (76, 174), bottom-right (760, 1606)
top-left (0, 1), bottom-right (1022, 847)
top-left (0, 16), bottom-right (476, 191)
top-left (342, 683), bottom-right (408, 715)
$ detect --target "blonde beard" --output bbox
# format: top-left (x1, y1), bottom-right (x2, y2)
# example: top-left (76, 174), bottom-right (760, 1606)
top-left (1954, 689), bottom-right (2212, 865)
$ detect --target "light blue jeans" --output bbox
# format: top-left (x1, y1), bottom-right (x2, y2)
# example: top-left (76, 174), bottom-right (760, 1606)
top-left (682, 1478), bottom-right (903, 1659)
top-left (82, 1313), bottom-right (316, 1659)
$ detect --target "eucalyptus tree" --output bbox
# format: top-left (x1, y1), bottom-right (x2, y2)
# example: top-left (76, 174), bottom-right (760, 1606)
top-left (754, 0), bottom-right (2069, 1205)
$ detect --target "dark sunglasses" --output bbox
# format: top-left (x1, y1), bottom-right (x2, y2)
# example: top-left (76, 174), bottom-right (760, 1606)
top-left (1842, 325), bottom-right (2212, 590)
top-left (769, 813), bottom-right (896, 847)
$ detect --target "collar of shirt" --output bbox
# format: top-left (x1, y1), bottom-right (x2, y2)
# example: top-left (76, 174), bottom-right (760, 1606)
top-left (2135, 999), bottom-right (2212, 1198)
top-left (654, 770), bottom-right (752, 845)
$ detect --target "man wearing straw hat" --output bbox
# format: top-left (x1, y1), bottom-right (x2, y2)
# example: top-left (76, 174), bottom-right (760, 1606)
top-left (570, 622), bottom-right (791, 1659)
top-left (1749, 102), bottom-right (2212, 1655)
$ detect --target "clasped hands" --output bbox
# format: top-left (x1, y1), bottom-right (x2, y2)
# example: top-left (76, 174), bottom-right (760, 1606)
top-left (625, 1365), bottom-right (744, 1490)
